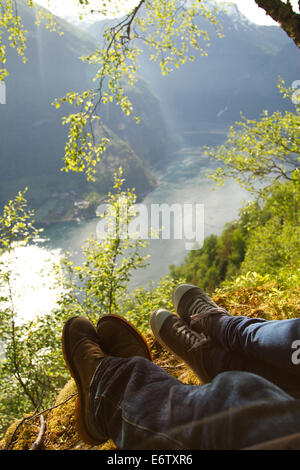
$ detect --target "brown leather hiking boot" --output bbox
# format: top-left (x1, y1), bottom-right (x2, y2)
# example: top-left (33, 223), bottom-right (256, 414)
top-left (96, 314), bottom-right (152, 361)
top-left (62, 316), bottom-right (107, 446)
top-left (150, 309), bottom-right (212, 384)
top-left (173, 283), bottom-right (230, 336)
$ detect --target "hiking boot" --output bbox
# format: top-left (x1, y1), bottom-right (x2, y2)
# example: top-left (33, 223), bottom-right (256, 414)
top-left (150, 309), bottom-right (212, 383)
top-left (96, 314), bottom-right (152, 361)
top-left (62, 316), bottom-right (107, 445)
top-left (172, 283), bottom-right (230, 336)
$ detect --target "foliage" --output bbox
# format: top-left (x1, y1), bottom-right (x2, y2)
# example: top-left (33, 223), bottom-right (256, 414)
top-left (57, 167), bottom-right (150, 323)
top-left (0, 188), bottom-right (38, 252)
top-left (50, 0), bottom-right (222, 180)
top-left (169, 222), bottom-right (247, 293)
top-left (0, 190), bottom-right (69, 436)
top-left (240, 172), bottom-right (300, 275)
top-left (123, 275), bottom-right (186, 334)
top-left (1, 1), bottom-right (299, 184)
top-left (214, 268), bottom-right (300, 321)
top-left (0, 309), bottom-right (70, 438)
top-left (170, 81), bottom-right (297, 294)
top-left (174, 81), bottom-right (300, 294)
top-left (205, 81), bottom-right (300, 194)
top-left (0, 0), bottom-right (61, 82)
top-left (0, 0), bottom-right (223, 181)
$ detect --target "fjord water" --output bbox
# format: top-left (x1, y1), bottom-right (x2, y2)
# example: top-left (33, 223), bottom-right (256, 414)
top-left (6, 144), bottom-right (248, 323)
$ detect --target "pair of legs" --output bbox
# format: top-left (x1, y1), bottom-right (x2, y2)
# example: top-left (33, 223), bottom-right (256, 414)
top-left (198, 314), bottom-right (300, 395)
top-left (150, 284), bottom-right (300, 396)
top-left (62, 284), bottom-right (300, 450)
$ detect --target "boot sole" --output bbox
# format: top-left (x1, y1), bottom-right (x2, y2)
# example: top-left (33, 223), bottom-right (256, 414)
top-left (62, 317), bottom-right (106, 446)
top-left (96, 314), bottom-right (153, 361)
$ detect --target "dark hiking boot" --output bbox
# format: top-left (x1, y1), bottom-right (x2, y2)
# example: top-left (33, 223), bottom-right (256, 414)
top-left (62, 316), bottom-right (107, 445)
top-left (96, 314), bottom-right (152, 361)
top-left (150, 309), bottom-right (212, 383)
top-left (172, 283), bottom-right (230, 336)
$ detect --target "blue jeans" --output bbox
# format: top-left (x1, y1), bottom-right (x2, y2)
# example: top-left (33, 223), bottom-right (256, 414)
top-left (199, 315), bottom-right (300, 395)
top-left (89, 316), bottom-right (300, 449)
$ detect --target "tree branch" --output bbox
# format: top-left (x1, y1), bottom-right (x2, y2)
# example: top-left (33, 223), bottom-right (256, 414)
top-left (8, 280), bottom-right (38, 409)
top-left (4, 392), bottom-right (78, 450)
top-left (29, 414), bottom-right (46, 450)
top-left (254, 0), bottom-right (300, 48)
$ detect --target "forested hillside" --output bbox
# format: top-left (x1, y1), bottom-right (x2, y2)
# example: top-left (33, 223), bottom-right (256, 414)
top-left (170, 177), bottom-right (300, 295)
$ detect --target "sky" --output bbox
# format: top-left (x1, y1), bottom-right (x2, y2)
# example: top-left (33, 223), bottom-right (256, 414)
top-left (34, 0), bottom-right (300, 27)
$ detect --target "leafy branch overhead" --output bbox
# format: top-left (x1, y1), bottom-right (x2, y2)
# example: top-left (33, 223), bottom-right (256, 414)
top-left (0, 0), bottom-right (222, 180)
top-left (1, 1), bottom-right (300, 181)
top-left (52, 0), bottom-right (222, 181)
top-left (0, 0), bottom-right (61, 82)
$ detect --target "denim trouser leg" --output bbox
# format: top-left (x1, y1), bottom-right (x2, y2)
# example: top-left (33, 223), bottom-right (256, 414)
top-left (202, 340), bottom-right (300, 396)
top-left (210, 316), bottom-right (300, 376)
top-left (90, 356), bottom-right (300, 450)
top-left (190, 315), bottom-right (300, 394)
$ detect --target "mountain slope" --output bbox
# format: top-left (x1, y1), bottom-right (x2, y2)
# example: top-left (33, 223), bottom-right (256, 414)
top-left (142, 4), bottom-right (300, 137)
top-left (0, 1), bottom-right (171, 222)
top-left (83, 2), bottom-right (300, 145)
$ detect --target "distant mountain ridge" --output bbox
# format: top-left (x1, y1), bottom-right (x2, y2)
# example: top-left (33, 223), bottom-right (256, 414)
top-left (82, 2), bottom-right (300, 145)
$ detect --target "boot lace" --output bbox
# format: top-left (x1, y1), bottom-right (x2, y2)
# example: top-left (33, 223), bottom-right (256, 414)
top-left (189, 297), bottom-right (226, 318)
top-left (175, 324), bottom-right (204, 352)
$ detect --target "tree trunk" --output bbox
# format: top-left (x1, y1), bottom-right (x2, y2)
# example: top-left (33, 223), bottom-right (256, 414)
top-left (255, 0), bottom-right (300, 49)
